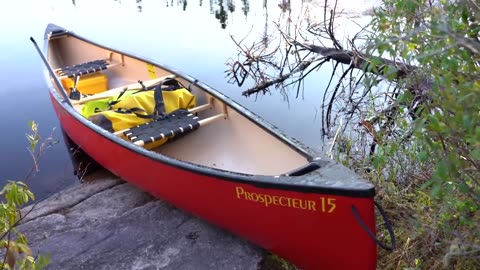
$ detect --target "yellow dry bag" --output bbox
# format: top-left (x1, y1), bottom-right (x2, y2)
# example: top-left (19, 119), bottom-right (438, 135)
top-left (82, 78), bottom-right (196, 148)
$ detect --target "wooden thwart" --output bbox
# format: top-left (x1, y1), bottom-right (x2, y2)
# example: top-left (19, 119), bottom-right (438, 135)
top-left (72, 75), bottom-right (176, 105)
top-left (197, 113), bottom-right (227, 126)
top-left (188, 103), bottom-right (213, 114)
top-left (107, 51), bottom-right (125, 67)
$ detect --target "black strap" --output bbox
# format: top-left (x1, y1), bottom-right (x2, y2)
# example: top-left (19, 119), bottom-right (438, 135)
top-left (110, 80), bottom-right (153, 107)
top-left (153, 78), bottom-right (183, 118)
top-left (352, 201), bottom-right (396, 251)
top-left (94, 106), bottom-right (153, 119)
top-left (105, 79), bottom-right (167, 110)
top-left (113, 107), bottom-right (153, 119)
top-left (114, 87), bottom-right (129, 102)
top-left (154, 83), bottom-right (166, 118)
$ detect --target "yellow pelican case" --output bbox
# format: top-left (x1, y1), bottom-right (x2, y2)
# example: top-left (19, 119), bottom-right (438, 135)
top-left (62, 73), bottom-right (108, 95)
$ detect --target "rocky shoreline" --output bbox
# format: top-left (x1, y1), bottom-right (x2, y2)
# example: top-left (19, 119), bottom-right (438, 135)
top-left (20, 169), bottom-right (266, 269)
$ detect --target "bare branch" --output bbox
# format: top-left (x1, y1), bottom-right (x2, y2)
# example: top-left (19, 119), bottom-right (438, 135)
top-left (241, 61), bottom-right (312, 96)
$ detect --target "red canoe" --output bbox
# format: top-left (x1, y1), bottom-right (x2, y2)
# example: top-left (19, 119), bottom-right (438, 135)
top-left (32, 24), bottom-right (392, 270)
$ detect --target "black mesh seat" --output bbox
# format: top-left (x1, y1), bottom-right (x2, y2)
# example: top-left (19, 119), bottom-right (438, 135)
top-left (123, 109), bottom-right (201, 146)
top-left (56, 59), bottom-right (110, 78)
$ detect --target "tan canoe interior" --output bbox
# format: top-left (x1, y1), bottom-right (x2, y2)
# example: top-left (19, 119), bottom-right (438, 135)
top-left (47, 35), bottom-right (309, 176)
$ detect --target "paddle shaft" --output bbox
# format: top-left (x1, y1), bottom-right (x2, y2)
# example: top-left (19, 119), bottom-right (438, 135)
top-left (29, 37), bottom-right (72, 107)
top-left (72, 75), bottom-right (175, 105)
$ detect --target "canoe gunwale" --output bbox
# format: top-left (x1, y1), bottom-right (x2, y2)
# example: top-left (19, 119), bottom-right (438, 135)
top-left (42, 24), bottom-right (375, 198)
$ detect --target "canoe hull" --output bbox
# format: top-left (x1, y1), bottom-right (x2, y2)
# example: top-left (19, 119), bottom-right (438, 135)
top-left (50, 93), bottom-right (377, 270)
top-left (37, 23), bottom-right (379, 269)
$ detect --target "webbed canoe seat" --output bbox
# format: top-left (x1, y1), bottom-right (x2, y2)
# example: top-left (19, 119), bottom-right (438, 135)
top-left (56, 58), bottom-right (122, 98)
top-left (115, 105), bottom-right (226, 148)
top-left (120, 109), bottom-right (200, 147)
top-left (55, 59), bottom-right (121, 79)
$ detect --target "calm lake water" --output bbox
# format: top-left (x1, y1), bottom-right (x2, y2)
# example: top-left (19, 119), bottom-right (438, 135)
top-left (0, 0), bottom-right (375, 201)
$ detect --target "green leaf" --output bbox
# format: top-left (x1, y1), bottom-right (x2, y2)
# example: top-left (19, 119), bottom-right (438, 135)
top-left (407, 42), bottom-right (417, 52)
top-left (428, 116), bottom-right (442, 132)
top-left (9, 212), bottom-right (16, 227)
top-left (29, 121), bottom-right (38, 133)
top-left (418, 151), bottom-right (429, 162)
top-left (434, 160), bottom-right (448, 181)
top-left (430, 181), bottom-right (443, 199)
top-left (28, 120), bottom-right (34, 130)
top-left (471, 148), bottom-right (480, 161)
top-left (36, 253), bottom-right (51, 270)
top-left (458, 182), bottom-right (471, 194)
top-left (372, 155), bottom-right (385, 171)
top-left (15, 243), bottom-right (32, 255)
top-left (397, 91), bottom-right (413, 105)
top-left (458, 92), bottom-right (474, 104)
top-left (421, 179), bottom-right (435, 190)
top-left (462, 115), bottom-right (473, 130)
top-left (17, 233), bottom-right (28, 244)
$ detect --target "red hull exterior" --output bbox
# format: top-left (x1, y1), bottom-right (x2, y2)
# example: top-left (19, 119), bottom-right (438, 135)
top-left (51, 94), bottom-right (377, 270)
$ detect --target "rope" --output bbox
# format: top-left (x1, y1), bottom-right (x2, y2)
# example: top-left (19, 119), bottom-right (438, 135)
top-left (351, 201), bottom-right (396, 251)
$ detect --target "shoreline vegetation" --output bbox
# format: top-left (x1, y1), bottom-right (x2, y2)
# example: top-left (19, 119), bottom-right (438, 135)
top-left (0, 122), bottom-right (51, 269)
top-left (226, 0), bottom-right (479, 269)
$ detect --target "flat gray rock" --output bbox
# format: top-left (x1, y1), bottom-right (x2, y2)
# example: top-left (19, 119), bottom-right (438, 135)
top-left (19, 170), bottom-right (264, 270)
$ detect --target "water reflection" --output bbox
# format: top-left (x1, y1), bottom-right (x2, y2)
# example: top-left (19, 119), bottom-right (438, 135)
top-left (163, 0), bottom-right (240, 29)
top-left (103, 0), bottom-right (253, 29)
top-left (69, 0), bottom-right (306, 29)
top-left (66, 0), bottom-right (368, 34)
top-left (278, 0), bottom-right (290, 13)
top-left (241, 0), bottom-right (249, 17)
top-left (213, 0), bottom-right (229, 29)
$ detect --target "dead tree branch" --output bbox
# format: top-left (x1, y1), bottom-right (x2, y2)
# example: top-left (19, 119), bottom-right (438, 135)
top-left (225, 0), bottom-right (433, 143)
top-left (292, 41), bottom-right (418, 78)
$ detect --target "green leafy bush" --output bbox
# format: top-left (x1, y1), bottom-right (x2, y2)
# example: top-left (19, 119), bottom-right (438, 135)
top-left (0, 121), bottom-right (50, 269)
top-left (365, 0), bottom-right (479, 268)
